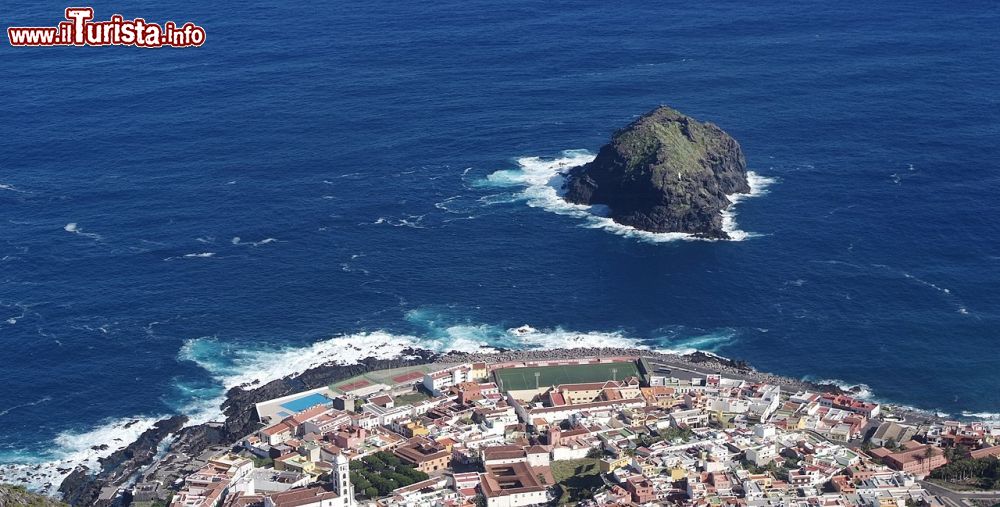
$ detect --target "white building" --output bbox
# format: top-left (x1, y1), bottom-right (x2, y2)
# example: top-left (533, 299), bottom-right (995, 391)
top-left (423, 364), bottom-right (473, 395)
top-left (746, 444), bottom-right (776, 466)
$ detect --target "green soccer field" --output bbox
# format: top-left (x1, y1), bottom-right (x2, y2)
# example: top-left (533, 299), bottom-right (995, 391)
top-left (493, 361), bottom-right (640, 392)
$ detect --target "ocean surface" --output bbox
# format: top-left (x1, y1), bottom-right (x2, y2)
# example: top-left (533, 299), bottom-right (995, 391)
top-left (2, 0), bottom-right (999, 493)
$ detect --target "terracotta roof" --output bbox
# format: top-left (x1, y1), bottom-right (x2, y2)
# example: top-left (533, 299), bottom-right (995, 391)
top-left (971, 445), bottom-right (1000, 459)
top-left (479, 462), bottom-right (547, 498)
top-left (268, 487), bottom-right (338, 507)
top-left (290, 405), bottom-right (331, 424)
top-left (261, 422), bottom-right (293, 436)
top-left (369, 395), bottom-right (393, 406)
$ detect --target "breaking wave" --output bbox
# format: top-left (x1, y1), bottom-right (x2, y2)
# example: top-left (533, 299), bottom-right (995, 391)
top-left (177, 310), bottom-right (740, 411)
top-left (164, 252), bottom-right (216, 261)
top-left (0, 416), bottom-right (164, 497)
top-left (231, 237), bottom-right (278, 247)
top-left (803, 377), bottom-right (875, 400)
top-left (961, 411), bottom-right (1000, 420)
top-left (63, 222), bottom-right (101, 240)
top-left (0, 396), bottom-right (52, 418)
top-left (478, 150), bottom-right (773, 243)
top-left (371, 215), bottom-right (427, 228)
top-left (2, 314), bottom-right (731, 495)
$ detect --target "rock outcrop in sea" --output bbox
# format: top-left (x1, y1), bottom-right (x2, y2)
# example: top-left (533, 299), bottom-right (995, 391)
top-left (563, 106), bottom-right (750, 239)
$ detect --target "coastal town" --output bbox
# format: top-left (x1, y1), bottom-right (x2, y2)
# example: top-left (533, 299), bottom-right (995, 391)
top-left (111, 354), bottom-right (1000, 507)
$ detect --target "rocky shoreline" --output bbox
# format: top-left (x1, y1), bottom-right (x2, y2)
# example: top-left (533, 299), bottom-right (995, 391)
top-left (53, 346), bottom-right (949, 505)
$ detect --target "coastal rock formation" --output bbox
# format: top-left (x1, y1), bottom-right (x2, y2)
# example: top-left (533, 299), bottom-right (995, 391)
top-left (150, 350), bottom-right (441, 491)
top-left (54, 351), bottom-right (442, 505)
top-left (0, 484), bottom-right (67, 507)
top-left (563, 106), bottom-right (750, 238)
top-left (58, 415), bottom-right (187, 506)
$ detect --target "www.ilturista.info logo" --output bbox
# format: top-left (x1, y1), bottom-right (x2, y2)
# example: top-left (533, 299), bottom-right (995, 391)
top-left (7, 8), bottom-right (205, 47)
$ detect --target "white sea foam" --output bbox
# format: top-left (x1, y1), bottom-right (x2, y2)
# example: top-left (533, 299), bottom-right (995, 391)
top-left (1, 301), bottom-right (35, 326)
top-left (0, 396), bottom-right (52, 418)
top-left (0, 416), bottom-right (164, 497)
top-left (720, 172), bottom-right (776, 241)
top-left (179, 332), bottom-right (434, 390)
top-left (371, 215), bottom-right (427, 228)
top-left (434, 195), bottom-right (475, 214)
top-left (52, 317), bottom-right (734, 497)
top-left (872, 264), bottom-right (970, 316)
top-left (961, 411), bottom-right (1000, 420)
top-left (63, 223), bottom-right (101, 240)
top-left (231, 237), bottom-right (278, 247)
top-left (806, 377), bottom-right (875, 400)
top-left (480, 150), bottom-right (773, 243)
top-left (0, 183), bottom-right (24, 193)
top-left (180, 313), bottom-right (739, 398)
top-left (163, 252), bottom-right (216, 261)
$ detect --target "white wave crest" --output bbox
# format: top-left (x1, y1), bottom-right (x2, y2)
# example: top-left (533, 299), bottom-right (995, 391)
top-left (179, 327), bottom-right (644, 395)
top-left (371, 215), bottom-right (427, 228)
top-left (961, 411), bottom-right (1000, 420)
top-left (721, 172), bottom-right (776, 240)
top-left (231, 237), bottom-right (278, 247)
top-left (63, 222), bottom-right (101, 240)
top-left (169, 314), bottom-right (737, 466)
top-left (479, 150), bottom-right (773, 243)
top-left (163, 252), bottom-right (216, 261)
top-left (805, 377), bottom-right (875, 400)
top-left (0, 416), bottom-right (164, 497)
top-left (0, 396), bottom-right (52, 418)
top-left (179, 332), bottom-right (433, 391)
top-left (180, 313), bottom-right (739, 400)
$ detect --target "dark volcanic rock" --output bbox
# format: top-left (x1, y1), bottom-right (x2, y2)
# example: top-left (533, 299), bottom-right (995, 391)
top-left (0, 484), bottom-right (66, 506)
top-left (168, 350), bottom-right (439, 468)
top-left (59, 415), bottom-right (187, 506)
top-left (684, 351), bottom-right (752, 372)
top-left (563, 106), bottom-right (750, 238)
top-left (57, 352), bottom-right (440, 505)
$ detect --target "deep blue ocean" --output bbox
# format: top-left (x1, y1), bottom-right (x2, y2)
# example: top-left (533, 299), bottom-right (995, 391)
top-left (2, 0), bottom-right (999, 491)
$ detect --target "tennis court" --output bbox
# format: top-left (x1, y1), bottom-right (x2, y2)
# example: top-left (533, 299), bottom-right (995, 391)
top-left (494, 361), bottom-right (640, 391)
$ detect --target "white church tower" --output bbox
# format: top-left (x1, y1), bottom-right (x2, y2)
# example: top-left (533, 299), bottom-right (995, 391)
top-left (334, 452), bottom-right (355, 506)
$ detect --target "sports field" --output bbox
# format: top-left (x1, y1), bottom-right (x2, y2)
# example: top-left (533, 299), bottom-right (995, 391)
top-left (494, 361), bottom-right (640, 391)
top-left (330, 363), bottom-right (451, 394)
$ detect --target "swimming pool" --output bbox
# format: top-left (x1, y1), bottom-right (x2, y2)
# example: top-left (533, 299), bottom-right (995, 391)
top-left (280, 393), bottom-right (333, 413)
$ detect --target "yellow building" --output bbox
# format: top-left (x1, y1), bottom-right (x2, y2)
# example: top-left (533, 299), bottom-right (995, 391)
top-left (600, 455), bottom-right (629, 473)
top-left (274, 454), bottom-right (321, 479)
top-left (471, 362), bottom-right (488, 381)
top-left (401, 421), bottom-right (429, 438)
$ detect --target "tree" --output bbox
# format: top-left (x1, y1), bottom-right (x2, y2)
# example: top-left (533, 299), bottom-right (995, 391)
top-left (587, 447), bottom-right (604, 459)
top-left (378, 451), bottom-right (402, 467)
